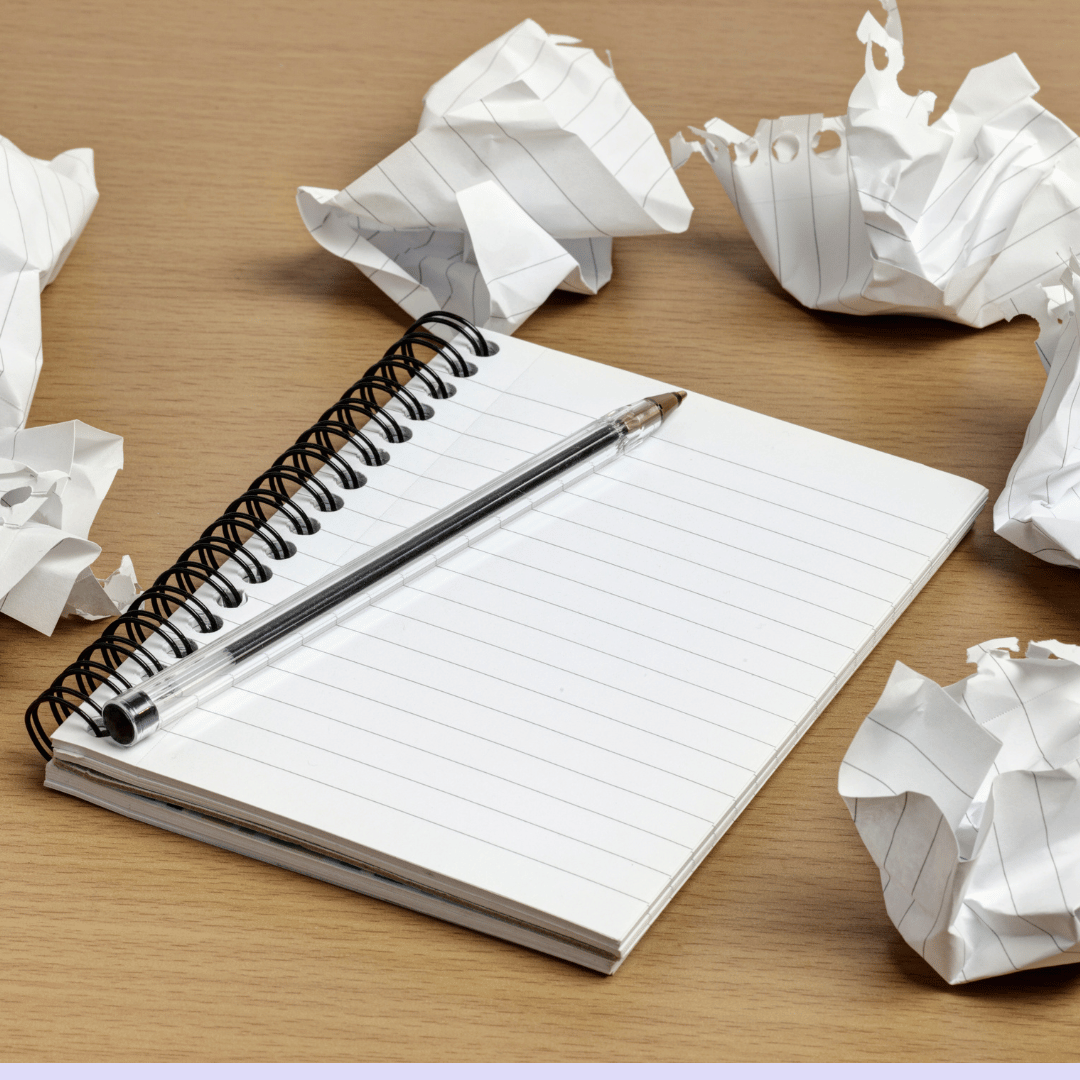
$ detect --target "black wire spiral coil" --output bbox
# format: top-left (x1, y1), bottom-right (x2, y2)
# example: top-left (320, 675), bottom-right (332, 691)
top-left (25, 312), bottom-right (497, 760)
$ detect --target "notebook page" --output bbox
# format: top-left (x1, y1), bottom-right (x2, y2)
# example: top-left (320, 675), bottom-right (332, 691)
top-left (53, 334), bottom-right (986, 948)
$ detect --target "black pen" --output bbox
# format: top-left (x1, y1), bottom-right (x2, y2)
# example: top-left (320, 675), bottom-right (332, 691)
top-left (102, 391), bottom-right (686, 745)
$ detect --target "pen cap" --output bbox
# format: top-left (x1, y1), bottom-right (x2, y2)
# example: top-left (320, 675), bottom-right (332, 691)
top-left (102, 690), bottom-right (160, 745)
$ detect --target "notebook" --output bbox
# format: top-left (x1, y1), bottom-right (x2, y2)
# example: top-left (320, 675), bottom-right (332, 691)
top-left (31, 315), bottom-right (988, 973)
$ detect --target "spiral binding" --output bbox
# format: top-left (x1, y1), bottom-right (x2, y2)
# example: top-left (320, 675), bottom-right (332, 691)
top-left (25, 312), bottom-right (497, 760)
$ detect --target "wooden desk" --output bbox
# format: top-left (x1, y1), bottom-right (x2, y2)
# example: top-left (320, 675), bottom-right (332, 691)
top-left (3, 0), bottom-right (1078, 1061)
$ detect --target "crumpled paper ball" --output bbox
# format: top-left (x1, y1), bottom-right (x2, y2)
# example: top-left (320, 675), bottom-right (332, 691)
top-left (0, 421), bottom-right (135, 634)
top-left (995, 257), bottom-right (1080, 568)
top-left (298, 18), bottom-right (692, 334)
top-left (674, 0), bottom-right (1080, 326)
top-left (840, 638), bottom-right (1080, 984)
top-left (0, 138), bottom-right (98, 431)
top-left (0, 136), bottom-right (134, 633)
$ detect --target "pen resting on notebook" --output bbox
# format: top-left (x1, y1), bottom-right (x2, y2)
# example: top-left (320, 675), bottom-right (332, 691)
top-left (101, 392), bottom-right (686, 746)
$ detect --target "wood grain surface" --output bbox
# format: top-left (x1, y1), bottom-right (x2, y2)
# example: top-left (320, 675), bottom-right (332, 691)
top-left (2, 0), bottom-right (1079, 1062)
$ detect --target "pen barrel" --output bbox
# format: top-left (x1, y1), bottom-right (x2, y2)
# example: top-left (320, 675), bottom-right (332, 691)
top-left (227, 421), bottom-right (621, 661)
top-left (100, 404), bottom-right (668, 746)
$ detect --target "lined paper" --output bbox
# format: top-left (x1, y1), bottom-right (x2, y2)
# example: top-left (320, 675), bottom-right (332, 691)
top-left (52, 331), bottom-right (986, 951)
top-left (0, 135), bottom-right (127, 635)
top-left (840, 639), bottom-right (1080, 984)
top-left (297, 18), bottom-right (691, 334)
top-left (677, 2), bottom-right (1080, 327)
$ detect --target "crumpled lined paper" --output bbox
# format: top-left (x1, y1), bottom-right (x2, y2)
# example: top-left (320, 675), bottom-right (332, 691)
top-left (0, 421), bottom-right (135, 633)
top-left (0, 138), bottom-right (98, 431)
top-left (840, 639), bottom-right (1080, 984)
top-left (674, 0), bottom-right (1080, 326)
top-left (0, 137), bottom-right (135, 634)
top-left (298, 18), bottom-right (692, 334)
top-left (995, 259), bottom-right (1080, 567)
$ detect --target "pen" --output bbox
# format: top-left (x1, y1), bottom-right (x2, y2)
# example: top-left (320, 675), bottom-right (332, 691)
top-left (102, 391), bottom-right (687, 746)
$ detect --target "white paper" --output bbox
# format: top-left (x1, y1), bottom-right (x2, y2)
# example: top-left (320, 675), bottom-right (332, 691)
top-left (0, 136), bottom-right (132, 634)
top-left (62, 554), bottom-right (139, 621)
top-left (840, 638), bottom-right (1080, 984)
top-left (0, 137), bottom-right (98, 430)
top-left (0, 420), bottom-right (128, 633)
top-left (675, 1), bottom-right (1080, 326)
top-left (298, 19), bottom-right (692, 334)
top-left (994, 258), bottom-right (1080, 566)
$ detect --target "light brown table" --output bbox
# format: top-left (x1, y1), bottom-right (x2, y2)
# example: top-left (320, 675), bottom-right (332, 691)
top-left (3, 0), bottom-right (1079, 1062)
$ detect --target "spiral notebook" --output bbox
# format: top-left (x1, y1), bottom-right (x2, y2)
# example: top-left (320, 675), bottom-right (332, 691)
top-left (31, 316), bottom-right (987, 973)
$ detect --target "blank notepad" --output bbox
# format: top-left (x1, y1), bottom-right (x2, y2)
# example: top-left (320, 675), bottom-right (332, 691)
top-left (46, 331), bottom-right (987, 972)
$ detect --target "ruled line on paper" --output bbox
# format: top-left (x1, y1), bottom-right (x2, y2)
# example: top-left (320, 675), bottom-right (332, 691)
top-left (160, 719), bottom-right (664, 904)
